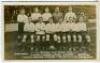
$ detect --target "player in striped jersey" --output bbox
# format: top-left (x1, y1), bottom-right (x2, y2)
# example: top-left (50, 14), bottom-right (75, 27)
top-left (64, 6), bottom-right (77, 22)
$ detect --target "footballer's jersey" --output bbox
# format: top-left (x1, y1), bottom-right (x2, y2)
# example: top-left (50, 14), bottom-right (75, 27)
top-left (70, 23), bottom-right (78, 32)
top-left (53, 12), bottom-right (63, 22)
top-left (42, 13), bottom-right (52, 21)
top-left (35, 22), bottom-right (45, 34)
top-left (24, 23), bottom-right (35, 32)
top-left (54, 23), bottom-right (60, 32)
top-left (64, 12), bottom-right (77, 22)
top-left (45, 23), bottom-right (55, 33)
top-left (70, 22), bottom-right (87, 32)
top-left (60, 22), bottom-right (71, 32)
top-left (17, 14), bottom-right (28, 23)
top-left (66, 23), bottom-right (71, 31)
top-left (79, 22), bottom-right (87, 31)
top-left (31, 13), bottom-right (42, 21)
top-left (71, 23), bottom-right (81, 32)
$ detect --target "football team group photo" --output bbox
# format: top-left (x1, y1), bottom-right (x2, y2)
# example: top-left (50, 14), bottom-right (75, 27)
top-left (4, 5), bottom-right (96, 59)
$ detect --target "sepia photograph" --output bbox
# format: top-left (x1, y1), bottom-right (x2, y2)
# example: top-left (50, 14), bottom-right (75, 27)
top-left (4, 2), bottom-right (97, 60)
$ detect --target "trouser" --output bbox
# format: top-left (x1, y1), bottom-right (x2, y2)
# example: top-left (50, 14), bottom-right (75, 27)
top-left (79, 31), bottom-right (89, 47)
top-left (45, 33), bottom-right (55, 50)
top-left (46, 33), bottom-right (54, 41)
top-left (21, 32), bottom-right (35, 52)
top-left (18, 22), bottom-right (24, 36)
top-left (35, 34), bottom-right (45, 51)
top-left (60, 32), bottom-right (69, 50)
top-left (68, 31), bottom-right (77, 51)
top-left (54, 32), bottom-right (62, 50)
top-left (76, 31), bottom-right (91, 52)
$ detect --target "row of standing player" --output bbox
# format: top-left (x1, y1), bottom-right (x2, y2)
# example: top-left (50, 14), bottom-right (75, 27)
top-left (18, 6), bottom-right (78, 23)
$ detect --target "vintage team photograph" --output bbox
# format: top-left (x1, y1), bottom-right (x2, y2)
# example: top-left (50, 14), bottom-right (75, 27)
top-left (4, 2), bottom-right (96, 60)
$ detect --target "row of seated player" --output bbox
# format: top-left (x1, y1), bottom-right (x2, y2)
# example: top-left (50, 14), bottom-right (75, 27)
top-left (17, 17), bottom-right (87, 38)
top-left (20, 17), bottom-right (91, 43)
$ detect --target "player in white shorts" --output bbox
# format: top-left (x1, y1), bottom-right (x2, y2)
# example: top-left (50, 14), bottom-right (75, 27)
top-left (71, 20), bottom-right (84, 52)
top-left (35, 17), bottom-right (45, 51)
top-left (54, 18), bottom-right (63, 50)
top-left (17, 8), bottom-right (28, 40)
top-left (21, 16), bottom-right (35, 52)
top-left (45, 17), bottom-right (56, 50)
top-left (22, 18), bottom-right (35, 42)
top-left (53, 21), bottom-right (58, 41)
top-left (78, 18), bottom-right (91, 52)
top-left (31, 7), bottom-right (42, 23)
top-left (42, 7), bottom-right (52, 24)
top-left (67, 17), bottom-right (77, 51)
top-left (60, 20), bottom-right (71, 50)
top-left (60, 19), bottom-right (67, 43)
